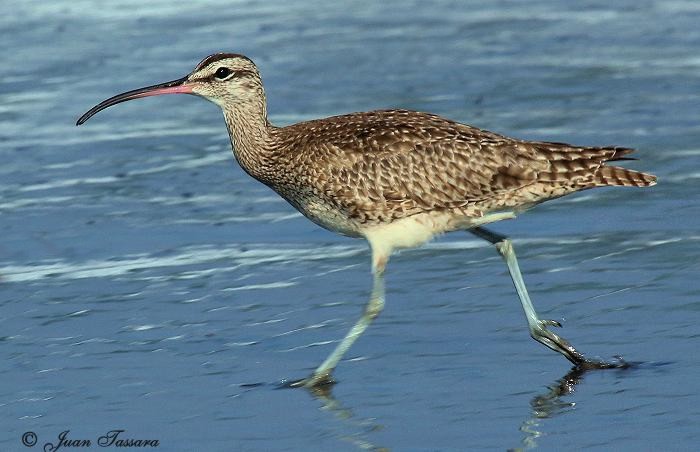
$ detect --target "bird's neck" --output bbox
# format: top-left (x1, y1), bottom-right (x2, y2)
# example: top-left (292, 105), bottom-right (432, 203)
top-left (222, 96), bottom-right (277, 181)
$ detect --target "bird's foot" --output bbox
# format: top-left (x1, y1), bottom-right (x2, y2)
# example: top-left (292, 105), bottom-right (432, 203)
top-left (286, 372), bottom-right (336, 389)
top-left (541, 319), bottom-right (562, 328)
top-left (530, 319), bottom-right (626, 369)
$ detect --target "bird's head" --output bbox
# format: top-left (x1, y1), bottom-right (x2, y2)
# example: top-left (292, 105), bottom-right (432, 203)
top-left (77, 53), bottom-right (264, 125)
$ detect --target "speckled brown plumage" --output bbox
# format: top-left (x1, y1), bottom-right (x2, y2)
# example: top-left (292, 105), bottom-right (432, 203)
top-left (227, 106), bottom-right (656, 237)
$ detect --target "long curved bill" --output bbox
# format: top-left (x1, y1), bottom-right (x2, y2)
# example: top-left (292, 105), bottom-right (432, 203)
top-left (76, 76), bottom-right (193, 125)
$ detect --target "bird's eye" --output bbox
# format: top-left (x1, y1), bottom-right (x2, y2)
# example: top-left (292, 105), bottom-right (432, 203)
top-left (214, 67), bottom-right (233, 80)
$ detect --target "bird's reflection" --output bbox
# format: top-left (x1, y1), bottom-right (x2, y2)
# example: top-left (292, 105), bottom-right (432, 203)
top-left (304, 383), bottom-right (389, 452)
top-left (303, 369), bottom-right (585, 452)
top-left (510, 367), bottom-right (584, 451)
top-left (284, 361), bottom-right (632, 451)
top-left (511, 363), bottom-right (632, 451)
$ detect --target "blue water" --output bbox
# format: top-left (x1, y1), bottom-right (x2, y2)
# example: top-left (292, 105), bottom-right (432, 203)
top-left (2, 0), bottom-right (700, 450)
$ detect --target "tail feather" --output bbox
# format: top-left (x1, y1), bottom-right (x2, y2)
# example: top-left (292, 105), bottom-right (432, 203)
top-left (596, 146), bottom-right (657, 187)
top-left (595, 165), bottom-right (657, 187)
top-left (533, 141), bottom-right (657, 189)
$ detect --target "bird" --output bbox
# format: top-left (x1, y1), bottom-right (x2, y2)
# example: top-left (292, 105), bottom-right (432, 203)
top-left (77, 53), bottom-right (656, 388)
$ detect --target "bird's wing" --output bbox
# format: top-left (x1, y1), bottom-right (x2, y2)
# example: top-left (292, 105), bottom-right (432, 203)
top-left (281, 110), bottom-right (642, 224)
top-left (287, 110), bottom-right (548, 221)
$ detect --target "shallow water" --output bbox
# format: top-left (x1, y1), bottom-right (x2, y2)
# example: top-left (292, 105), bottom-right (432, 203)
top-left (2, 0), bottom-right (700, 450)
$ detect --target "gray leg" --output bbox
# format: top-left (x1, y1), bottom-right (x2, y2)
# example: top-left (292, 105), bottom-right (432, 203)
top-left (470, 226), bottom-right (593, 366)
top-left (291, 250), bottom-right (388, 387)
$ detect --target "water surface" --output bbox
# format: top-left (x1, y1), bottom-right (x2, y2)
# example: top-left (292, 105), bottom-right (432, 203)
top-left (2, 1), bottom-right (699, 450)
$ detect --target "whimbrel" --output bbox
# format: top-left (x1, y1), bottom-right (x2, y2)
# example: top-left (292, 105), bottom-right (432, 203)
top-left (77, 53), bottom-right (656, 387)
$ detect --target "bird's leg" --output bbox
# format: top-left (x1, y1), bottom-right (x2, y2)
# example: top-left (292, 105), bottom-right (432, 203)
top-left (470, 226), bottom-right (600, 367)
top-left (291, 250), bottom-right (388, 388)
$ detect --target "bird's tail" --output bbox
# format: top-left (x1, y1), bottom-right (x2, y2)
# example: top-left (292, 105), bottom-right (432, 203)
top-left (595, 146), bottom-right (657, 187)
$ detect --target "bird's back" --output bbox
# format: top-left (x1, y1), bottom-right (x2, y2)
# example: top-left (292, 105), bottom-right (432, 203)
top-left (265, 109), bottom-right (655, 235)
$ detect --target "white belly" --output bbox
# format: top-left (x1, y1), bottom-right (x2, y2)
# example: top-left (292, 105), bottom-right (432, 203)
top-left (362, 210), bottom-right (517, 258)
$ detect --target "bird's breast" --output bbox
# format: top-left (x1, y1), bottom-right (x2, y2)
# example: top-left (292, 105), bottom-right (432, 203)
top-left (275, 187), bottom-right (363, 237)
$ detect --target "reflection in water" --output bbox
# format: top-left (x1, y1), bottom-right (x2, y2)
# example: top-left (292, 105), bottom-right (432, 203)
top-left (306, 384), bottom-right (388, 452)
top-left (292, 364), bottom-right (634, 451)
top-left (511, 364), bottom-right (633, 451)
top-left (303, 371), bottom-right (584, 452)
top-left (512, 367), bottom-right (584, 451)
